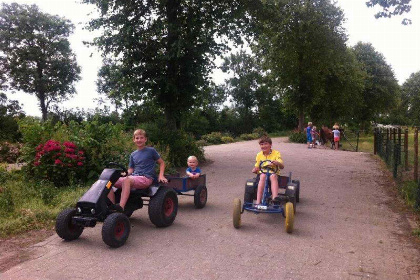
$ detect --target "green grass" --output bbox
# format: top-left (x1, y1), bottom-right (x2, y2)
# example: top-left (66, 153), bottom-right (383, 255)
top-left (0, 167), bottom-right (89, 237)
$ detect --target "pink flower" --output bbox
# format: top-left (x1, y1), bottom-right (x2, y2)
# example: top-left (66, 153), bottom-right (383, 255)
top-left (34, 161), bottom-right (40, 166)
top-left (54, 159), bottom-right (62, 165)
top-left (77, 162), bottom-right (83, 166)
top-left (78, 150), bottom-right (84, 155)
top-left (63, 141), bottom-right (76, 148)
top-left (64, 148), bottom-right (75, 153)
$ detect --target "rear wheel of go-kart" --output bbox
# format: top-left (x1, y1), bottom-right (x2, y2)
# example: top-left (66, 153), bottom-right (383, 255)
top-left (284, 202), bottom-right (294, 233)
top-left (292, 180), bottom-right (300, 202)
top-left (102, 213), bottom-right (130, 248)
top-left (194, 185), bottom-right (207, 209)
top-left (55, 208), bottom-right (84, 241)
top-left (148, 187), bottom-right (178, 227)
top-left (233, 198), bottom-right (242, 229)
top-left (290, 196), bottom-right (297, 214)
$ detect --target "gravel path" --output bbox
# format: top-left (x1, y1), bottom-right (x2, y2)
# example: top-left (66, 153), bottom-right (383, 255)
top-left (1, 138), bottom-right (419, 279)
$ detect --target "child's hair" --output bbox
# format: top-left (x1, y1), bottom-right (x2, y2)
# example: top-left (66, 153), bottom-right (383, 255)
top-left (313, 126), bottom-right (317, 130)
top-left (133, 129), bottom-right (147, 138)
top-left (258, 135), bottom-right (272, 145)
top-left (308, 122), bottom-right (312, 126)
top-left (333, 124), bottom-right (339, 130)
top-left (187, 155), bottom-right (198, 162)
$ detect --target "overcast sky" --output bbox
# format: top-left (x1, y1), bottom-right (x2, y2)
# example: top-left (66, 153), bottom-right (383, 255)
top-left (2, 0), bottom-right (420, 117)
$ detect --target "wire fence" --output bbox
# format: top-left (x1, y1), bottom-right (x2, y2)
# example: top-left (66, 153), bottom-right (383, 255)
top-left (374, 126), bottom-right (420, 209)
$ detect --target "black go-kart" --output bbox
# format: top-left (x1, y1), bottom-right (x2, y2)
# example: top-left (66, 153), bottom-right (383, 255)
top-left (55, 162), bottom-right (178, 248)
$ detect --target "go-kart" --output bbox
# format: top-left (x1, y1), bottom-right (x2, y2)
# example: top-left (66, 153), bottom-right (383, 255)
top-left (163, 174), bottom-right (207, 208)
top-left (232, 160), bottom-right (300, 233)
top-left (55, 162), bottom-right (178, 248)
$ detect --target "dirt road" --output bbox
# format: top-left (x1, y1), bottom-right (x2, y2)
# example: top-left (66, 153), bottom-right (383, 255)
top-left (1, 138), bottom-right (419, 279)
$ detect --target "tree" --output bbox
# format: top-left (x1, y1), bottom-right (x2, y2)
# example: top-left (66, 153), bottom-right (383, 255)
top-left (0, 93), bottom-right (24, 141)
top-left (253, 0), bottom-right (355, 130)
top-left (83, 0), bottom-right (252, 130)
top-left (0, 3), bottom-right (81, 121)
top-left (401, 71), bottom-right (420, 124)
top-left (366, 0), bottom-right (412, 24)
top-left (351, 42), bottom-right (399, 127)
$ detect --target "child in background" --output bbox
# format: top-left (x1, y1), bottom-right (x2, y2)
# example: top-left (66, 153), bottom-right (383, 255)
top-left (186, 156), bottom-right (201, 179)
top-left (306, 122), bottom-right (313, 149)
top-left (332, 124), bottom-right (340, 150)
top-left (311, 125), bottom-right (319, 148)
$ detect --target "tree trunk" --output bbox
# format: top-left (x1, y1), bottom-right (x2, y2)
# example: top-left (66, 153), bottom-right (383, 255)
top-left (298, 108), bottom-right (304, 132)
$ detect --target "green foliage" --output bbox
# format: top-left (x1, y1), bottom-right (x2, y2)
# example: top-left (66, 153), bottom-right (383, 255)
top-left (221, 136), bottom-right (234, 143)
top-left (84, 0), bottom-right (250, 130)
top-left (239, 133), bottom-right (259, 141)
top-left (252, 127), bottom-right (267, 137)
top-left (401, 71), bottom-right (420, 125)
top-left (252, 0), bottom-right (357, 130)
top-left (0, 93), bottom-right (24, 142)
top-left (366, 0), bottom-right (412, 25)
top-left (0, 168), bottom-right (88, 236)
top-left (289, 131), bottom-right (307, 143)
top-left (401, 181), bottom-right (419, 207)
top-left (201, 132), bottom-right (223, 144)
top-left (352, 43), bottom-right (400, 128)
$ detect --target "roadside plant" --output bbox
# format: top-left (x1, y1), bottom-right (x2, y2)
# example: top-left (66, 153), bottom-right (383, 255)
top-left (33, 139), bottom-right (86, 187)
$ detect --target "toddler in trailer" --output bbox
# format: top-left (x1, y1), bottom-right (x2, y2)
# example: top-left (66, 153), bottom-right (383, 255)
top-left (186, 156), bottom-right (201, 179)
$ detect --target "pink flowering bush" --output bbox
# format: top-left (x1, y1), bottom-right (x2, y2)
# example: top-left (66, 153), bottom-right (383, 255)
top-left (33, 140), bottom-right (86, 187)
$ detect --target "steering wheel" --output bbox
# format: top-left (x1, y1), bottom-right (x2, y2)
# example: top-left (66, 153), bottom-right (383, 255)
top-left (107, 162), bottom-right (128, 177)
top-left (258, 160), bottom-right (279, 174)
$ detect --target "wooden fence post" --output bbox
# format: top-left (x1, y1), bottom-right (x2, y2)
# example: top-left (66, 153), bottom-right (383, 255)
top-left (405, 128), bottom-right (409, 170)
top-left (374, 128), bottom-right (377, 155)
top-left (415, 128), bottom-right (418, 182)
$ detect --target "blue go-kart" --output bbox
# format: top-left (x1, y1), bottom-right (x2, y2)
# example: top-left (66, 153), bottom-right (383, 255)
top-left (232, 160), bottom-right (300, 233)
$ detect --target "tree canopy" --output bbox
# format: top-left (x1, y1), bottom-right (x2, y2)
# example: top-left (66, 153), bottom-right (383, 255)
top-left (0, 3), bottom-right (81, 121)
top-left (401, 71), bottom-right (420, 124)
top-left (366, 0), bottom-right (412, 24)
top-left (84, 0), bottom-right (254, 130)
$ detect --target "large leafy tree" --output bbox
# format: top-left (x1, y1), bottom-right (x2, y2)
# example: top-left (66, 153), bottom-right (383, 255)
top-left (253, 0), bottom-right (356, 130)
top-left (401, 71), bottom-right (420, 124)
top-left (366, 0), bottom-right (412, 24)
top-left (84, 0), bottom-right (253, 130)
top-left (0, 3), bottom-right (81, 121)
top-left (351, 42), bottom-right (399, 127)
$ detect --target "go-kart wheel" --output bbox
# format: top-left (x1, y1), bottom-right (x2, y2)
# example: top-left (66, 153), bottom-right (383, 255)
top-left (233, 198), bottom-right (242, 229)
top-left (55, 208), bottom-right (84, 241)
top-left (148, 187), bottom-right (178, 227)
top-left (194, 185), bottom-right (207, 209)
top-left (292, 180), bottom-right (300, 202)
top-left (284, 202), bottom-right (294, 233)
top-left (102, 212), bottom-right (130, 248)
top-left (290, 196), bottom-right (297, 214)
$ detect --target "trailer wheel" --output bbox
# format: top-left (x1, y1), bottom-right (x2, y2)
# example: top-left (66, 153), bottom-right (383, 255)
top-left (285, 202), bottom-right (294, 233)
top-left (55, 208), bottom-right (84, 241)
top-left (102, 213), bottom-right (130, 248)
top-left (194, 185), bottom-right (207, 209)
top-left (233, 198), bottom-right (242, 229)
top-left (148, 187), bottom-right (178, 227)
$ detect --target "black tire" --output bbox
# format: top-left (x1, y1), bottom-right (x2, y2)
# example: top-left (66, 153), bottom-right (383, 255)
top-left (148, 187), bottom-right (178, 227)
top-left (123, 210), bottom-right (134, 218)
top-left (194, 185), bottom-right (207, 209)
top-left (292, 180), bottom-right (300, 203)
top-left (55, 208), bottom-right (84, 241)
top-left (290, 196), bottom-right (297, 214)
top-left (102, 213), bottom-right (130, 248)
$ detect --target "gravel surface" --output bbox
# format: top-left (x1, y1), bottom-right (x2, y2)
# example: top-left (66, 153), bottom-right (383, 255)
top-left (1, 138), bottom-right (419, 279)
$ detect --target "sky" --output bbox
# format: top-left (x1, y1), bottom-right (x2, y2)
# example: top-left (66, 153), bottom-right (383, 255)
top-left (2, 0), bottom-right (420, 117)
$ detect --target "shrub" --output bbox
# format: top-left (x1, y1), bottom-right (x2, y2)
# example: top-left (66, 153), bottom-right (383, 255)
top-left (221, 136), bottom-right (234, 143)
top-left (32, 140), bottom-right (86, 187)
top-left (201, 132), bottom-right (224, 144)
top-left (289, 130), bottom-right (307, 143)
top-left (239, 133), bottom-right (259, 141)
top-left (0, 142), bottom-right (22, 163)
top-left (252, 127), bottom-right (267, 137)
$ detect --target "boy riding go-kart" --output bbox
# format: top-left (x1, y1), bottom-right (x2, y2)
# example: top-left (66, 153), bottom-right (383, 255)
top-left (55, 162), bottom-right (178, 248)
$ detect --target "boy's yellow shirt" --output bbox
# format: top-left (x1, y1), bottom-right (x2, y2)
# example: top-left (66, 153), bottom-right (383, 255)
top-left (255, 149), bottom-right (283, 175)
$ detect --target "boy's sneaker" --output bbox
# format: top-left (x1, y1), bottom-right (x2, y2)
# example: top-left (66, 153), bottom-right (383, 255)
top-left (110, 203), bottom-right (124, 212)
